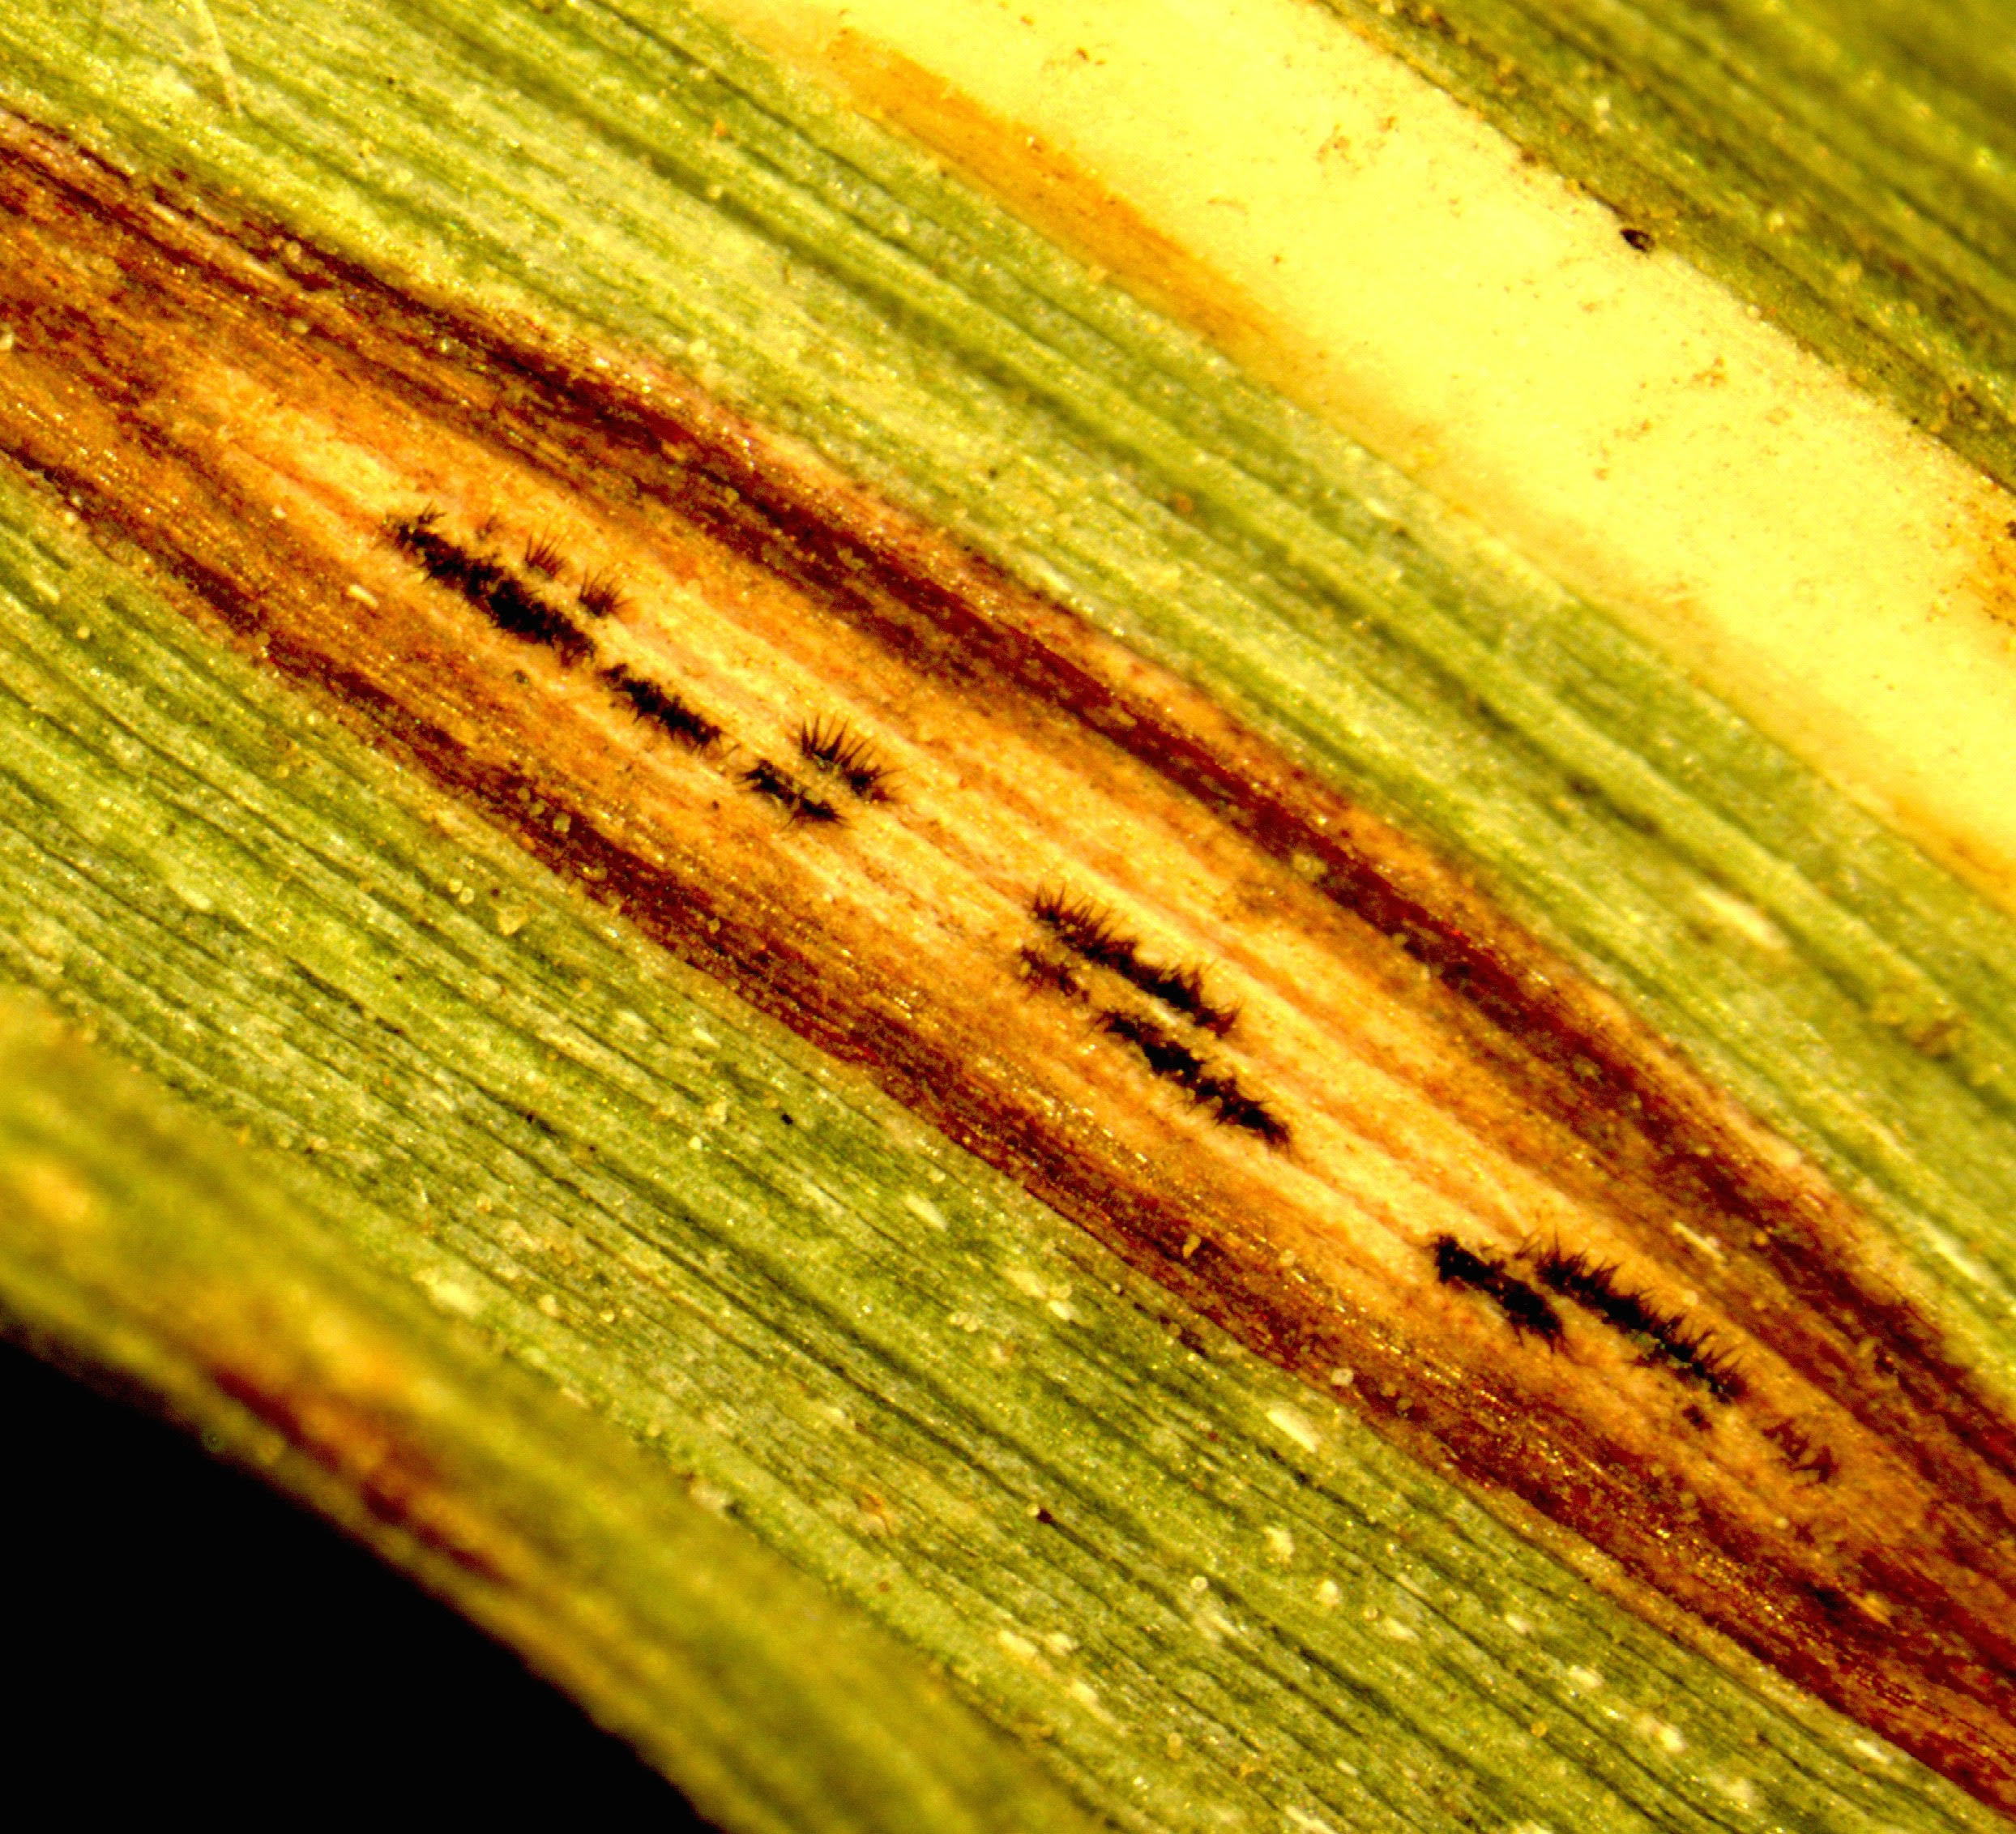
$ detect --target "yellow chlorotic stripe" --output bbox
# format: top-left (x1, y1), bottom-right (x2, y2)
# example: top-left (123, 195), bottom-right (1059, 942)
top-left (724, 0), bottom-right (2016, 911)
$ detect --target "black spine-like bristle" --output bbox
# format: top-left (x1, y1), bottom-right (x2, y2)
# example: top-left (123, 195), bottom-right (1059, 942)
top-left (386, 510), bottom-right (592, 665)
top-left (741, 759), bottom-right (841, 826)
top-left (796, 717), bottom-right (893, 802)
top-left (1433, 1236), bottom-right (1563, 1345)
top-left (523, 531), bottom-right (566, 579)
top-left (576, 567), bottom-right (628, 619)
top-left (601, 664), bottom-right (721, 750)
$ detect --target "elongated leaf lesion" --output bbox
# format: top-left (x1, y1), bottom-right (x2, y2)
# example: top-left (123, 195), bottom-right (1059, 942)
top-left (5, 107), bottom-right (2015, 1806)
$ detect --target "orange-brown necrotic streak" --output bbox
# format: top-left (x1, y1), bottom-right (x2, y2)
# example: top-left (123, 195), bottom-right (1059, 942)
top-left (3, 115), bottom-right (2015, 1808)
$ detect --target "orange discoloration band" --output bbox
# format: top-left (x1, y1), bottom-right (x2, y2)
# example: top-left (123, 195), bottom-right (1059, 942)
top-left (3, 114), bottom-right (2014, 1806)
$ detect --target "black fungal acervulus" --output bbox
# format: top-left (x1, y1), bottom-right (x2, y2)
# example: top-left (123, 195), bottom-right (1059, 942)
top-left (1533, 1246), bottom-right (1745, 1400)
top-left (1032, 886), bottom-right (1137, 973)
top-left (1195, 1075), bottom-right (1291, 1148)
top-left (1433, 1236), bottom-right (1564, 1345)
top-left (601, 663), bottom-right (723, 750)
top-left (740, 759), bottom-right (842, 827)
top-left (1098, 1007), bottom-right (1210, 1086)
top-left (1031, 887), bottom-right (1238, 1037)
top-left (385, 507), bottom-right (592, 665)
top-left (796, 716), bottom-right (894, 803)
top-left (1093, 1007), bottom-right (1290, 1147)
top-left (1763, 1415), bottom-right (1839, 1484)
top-left (1016, 945), bottom-right (1088, 1003)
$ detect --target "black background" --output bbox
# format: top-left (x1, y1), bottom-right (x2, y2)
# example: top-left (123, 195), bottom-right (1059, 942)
top-left (0, 1333), bottom-right (713, 1821)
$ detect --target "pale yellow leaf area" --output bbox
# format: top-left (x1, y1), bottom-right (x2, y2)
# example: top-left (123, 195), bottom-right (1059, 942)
top-left (722, 0), bottom-right (2016, 911)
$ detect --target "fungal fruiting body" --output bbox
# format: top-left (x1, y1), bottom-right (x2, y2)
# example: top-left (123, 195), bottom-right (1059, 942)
top-left (1031, 886), bottom-right (1237, 1035)
top-left (386, 509), bottom-right (593, 665)
top-left (1092, 1007), bottom-right (1288, 1145)
top-left (1015, 945), bottom-right (1087, 1002)
top-left (1016, 918), bottom-right (1284, 1144)
top-left (601, 662), bottom-right (723, 750)
top-left (1534, 1247), bottom-right (1745, 1400)
top-left (796, 716), bottom-right (894, 802)
top-left (1433, 1237), bottom-right (1564, 1345)
top-left (741, 759), bottom-right (843, 826)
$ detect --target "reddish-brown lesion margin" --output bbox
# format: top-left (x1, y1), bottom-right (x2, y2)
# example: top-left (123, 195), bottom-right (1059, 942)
top-left (5, 113), bottom-right (2016, 1808)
